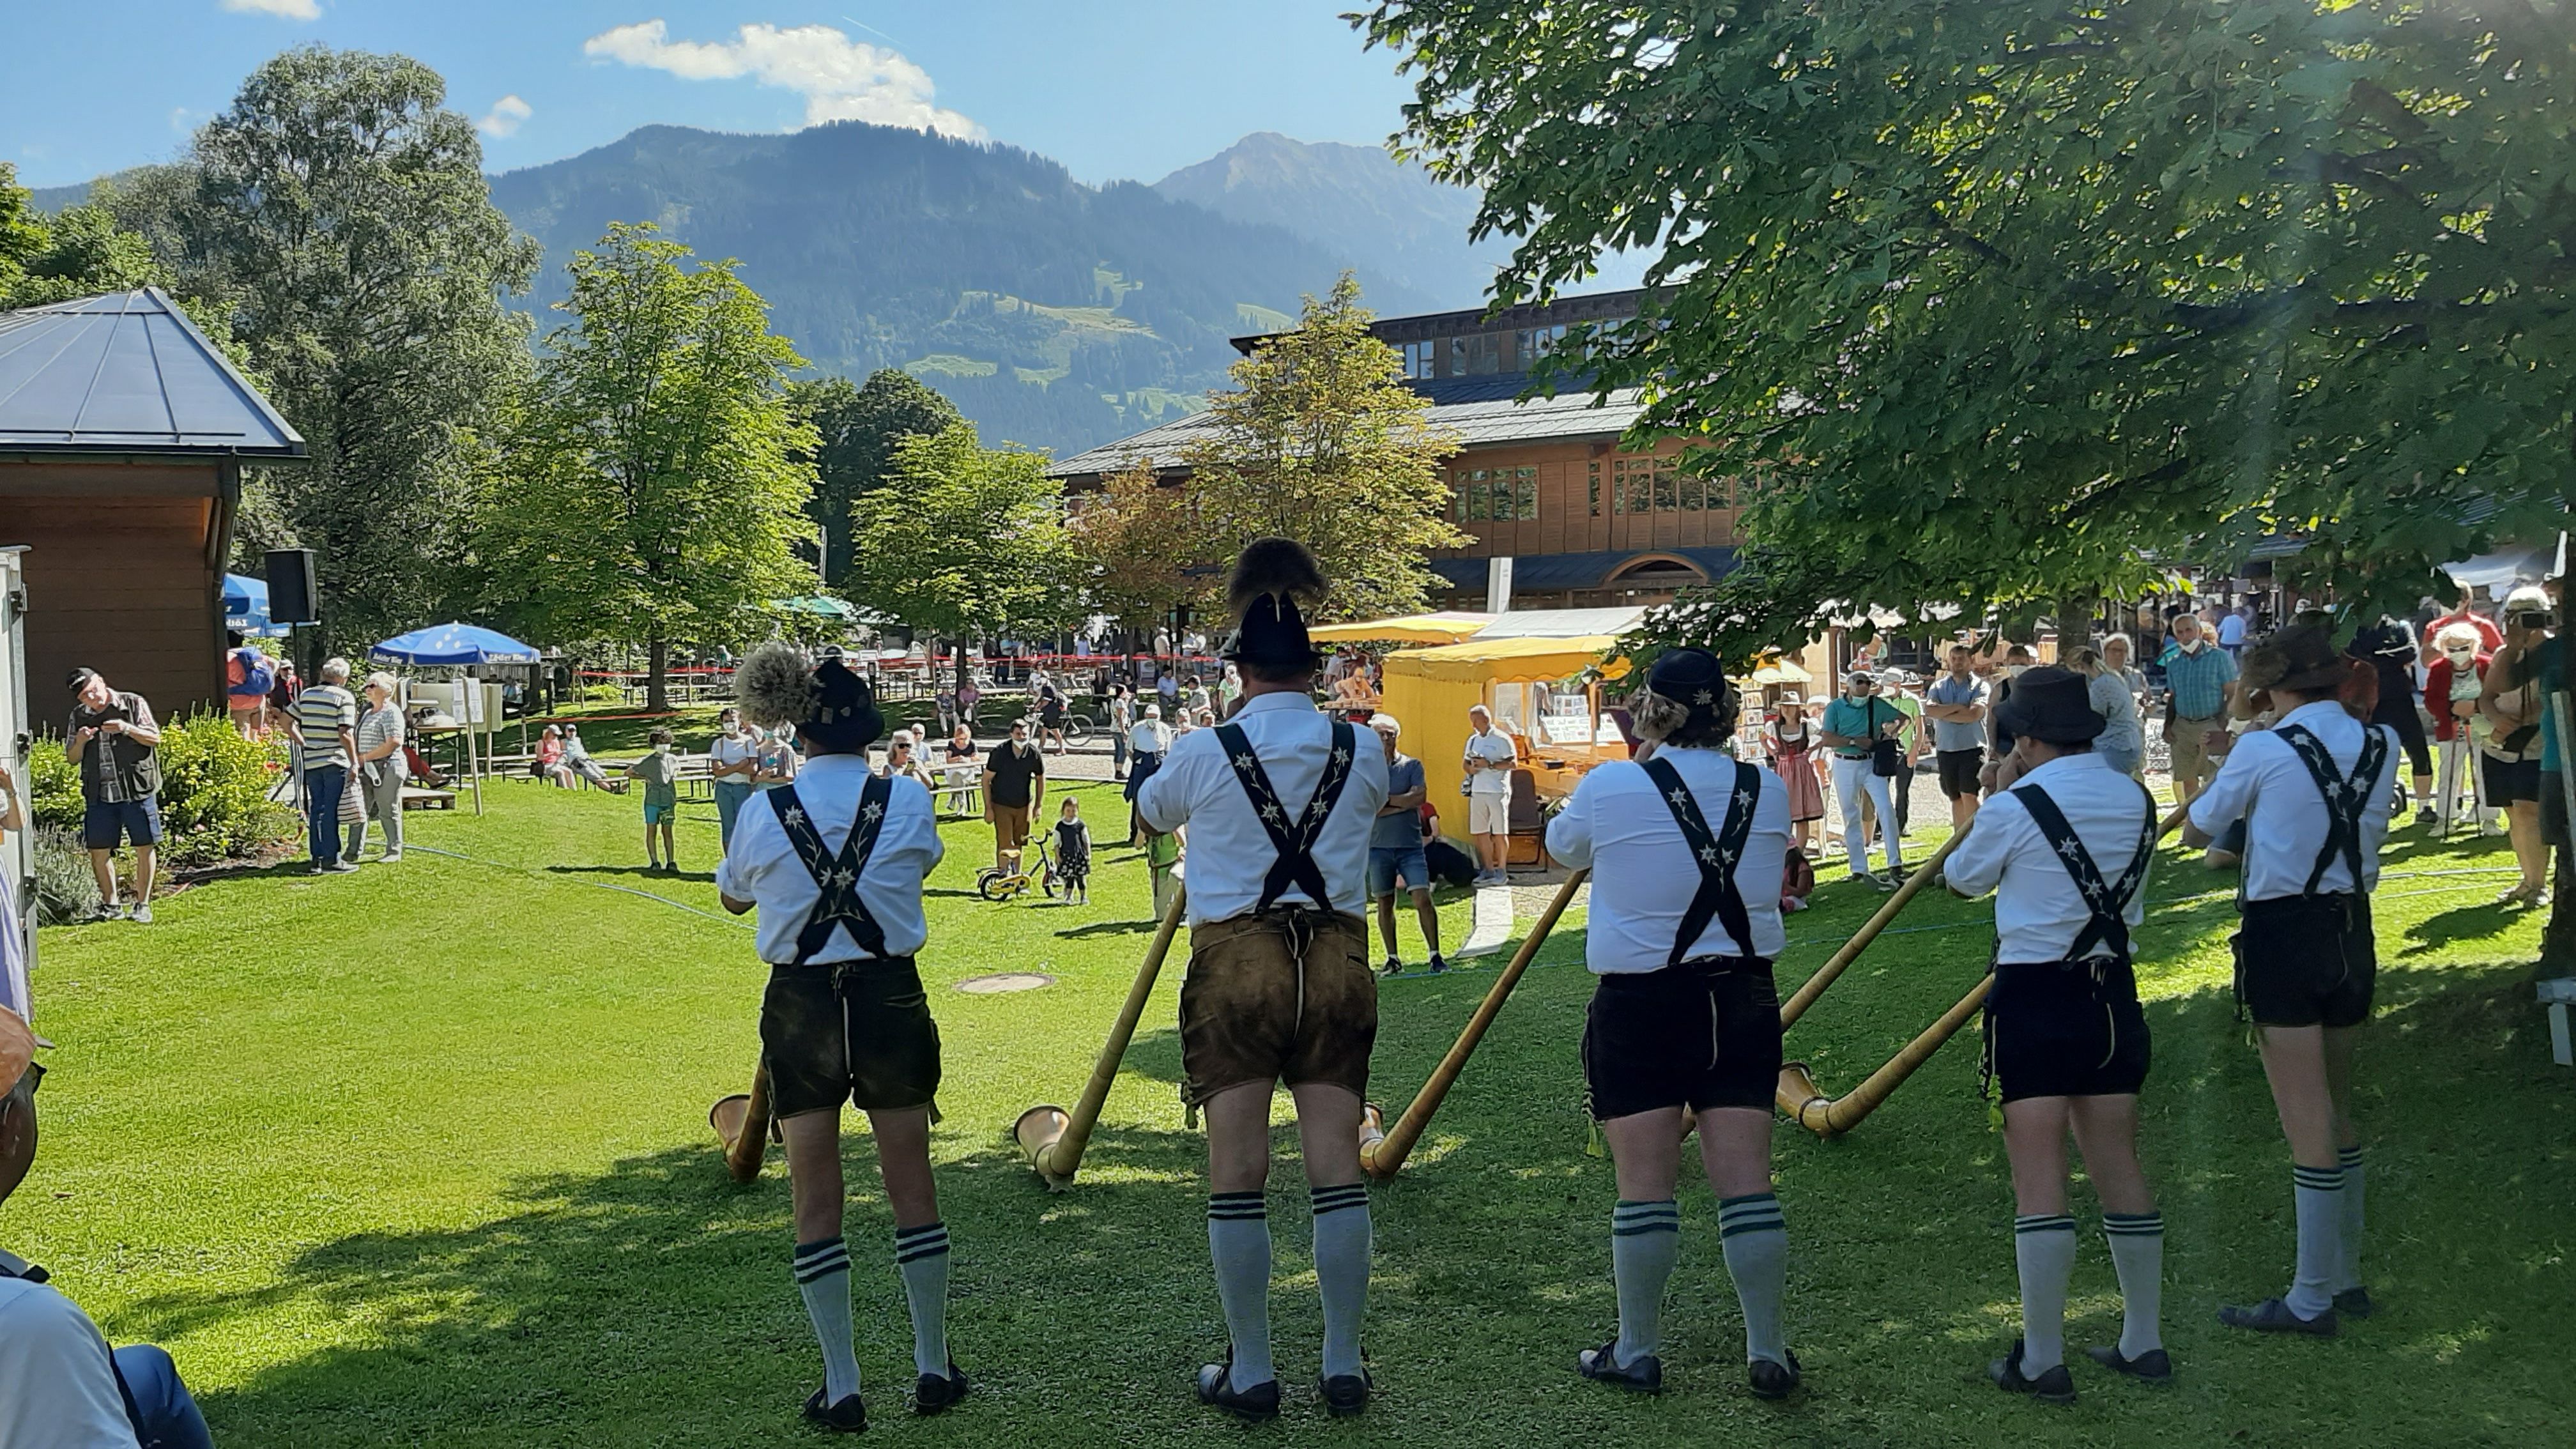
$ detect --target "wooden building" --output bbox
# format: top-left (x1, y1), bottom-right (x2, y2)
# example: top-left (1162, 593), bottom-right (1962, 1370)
top-left (0, 289), bottom-right (304, 723)
top-left (1048, 288), bottom-right (1738, 610)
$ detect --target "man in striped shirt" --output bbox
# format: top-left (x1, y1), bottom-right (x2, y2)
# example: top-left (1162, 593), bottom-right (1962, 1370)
top-left (289, 657), bottom-right (361, 873)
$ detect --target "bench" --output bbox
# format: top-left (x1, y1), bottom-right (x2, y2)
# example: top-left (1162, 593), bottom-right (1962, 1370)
top-left (2541, 977), bottom-right (2576, 1068)
top-left (399, 786), bottom-right (456, 811)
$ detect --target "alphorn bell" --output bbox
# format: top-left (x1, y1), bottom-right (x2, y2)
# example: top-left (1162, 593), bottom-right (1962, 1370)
top-left (710, 1063), bottom-right (774, 1183)
top-left (1360, 870), bottom-right (1586, 1180)
top-left (1775, 799), bottom-right (2194, 1135)
top-left (1015, 884), bottom-right (1189, 1190)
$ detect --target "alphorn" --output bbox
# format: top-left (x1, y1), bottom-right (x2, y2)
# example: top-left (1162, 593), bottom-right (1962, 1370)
top-left (1775, 799), bottom-right (2194, 1135)
top-left (1359, 871), bottom-right (1587, 1181)
top-left (1014, 884), bottom-right (1189, 1190)
top-left (710, 1062), bottom-right (774, 1183)
top-left (1779, 827), bottom-right (1975, 1029)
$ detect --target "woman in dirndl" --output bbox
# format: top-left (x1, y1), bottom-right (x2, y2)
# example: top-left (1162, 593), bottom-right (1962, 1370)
top-left (1767, 695), bottom-right (1827, 853)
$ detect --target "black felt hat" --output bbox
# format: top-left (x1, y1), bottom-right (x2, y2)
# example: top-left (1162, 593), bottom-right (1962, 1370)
top-left (1220, 537), bottom-right (1326, 672)
top-left (1642, 647), bottom-right (1738, 733)
top-left (1993, 664), bottom-right (2106, 744)
top-left (737, 641), bottom-right (883, 750)
top-left (2246, 624), bottom-right (2352, 694)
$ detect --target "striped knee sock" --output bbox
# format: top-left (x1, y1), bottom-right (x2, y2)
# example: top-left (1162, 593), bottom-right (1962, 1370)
top-left (1207, 1191), bottom-right (1275, 1388)
top-left (793, 1237), bottom-right (861, 1402)
top-left (894, 1221), bottom-right (951, 1378)
top-left (1718, 1193), bottom-right (1790, 1367)
top-left (2102, 1212), bottom-right (2165, 1360)
top-left (2013, 1215), bottom-right (2078, 1373)
top-left (1311, 1183), bottom-right (1372, 1381)
top-left (2288, 1164), bottom-right (2344, 1319)
top-left (1610, 1199), bottom-right (1680, 1366)
top-left (2336, 1146), bottom-right (2365, 1293)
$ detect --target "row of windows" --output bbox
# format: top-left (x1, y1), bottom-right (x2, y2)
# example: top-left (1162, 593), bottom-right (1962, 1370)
top-left (1453, 466), bottom-right (1538, 521)
top-left (1587, 457), bottom-right (1735, 517)
top-left (1400, 325), bottom-right (1573, 380)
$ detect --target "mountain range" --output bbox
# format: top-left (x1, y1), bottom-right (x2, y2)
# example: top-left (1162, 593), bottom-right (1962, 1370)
top-left (33, 125), bottom-right (1638, 457)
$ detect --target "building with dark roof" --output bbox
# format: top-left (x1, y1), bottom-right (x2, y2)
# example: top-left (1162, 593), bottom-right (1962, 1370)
top-left (0, 289), bottom-right (305, 719)
top-left (1047, 288), bottom-right (1737, 610)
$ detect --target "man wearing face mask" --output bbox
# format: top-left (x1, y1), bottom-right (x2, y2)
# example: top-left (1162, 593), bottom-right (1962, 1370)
top-left (1820, 670), bottom-right (1904, 889)
top-left (712, 708), bottom-right (761, 851)
top-left (2423, 624), bottom-right (2494, 834)
top-left (2158, 615), bottom-right (2237, 807)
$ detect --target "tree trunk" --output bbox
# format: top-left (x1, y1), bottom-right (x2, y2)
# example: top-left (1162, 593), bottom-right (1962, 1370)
top-left (647, 634), bottom-right (670, 714)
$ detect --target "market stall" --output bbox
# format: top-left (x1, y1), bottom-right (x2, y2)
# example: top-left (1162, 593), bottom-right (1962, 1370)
top-left (1377, 633), bottom-right (1631, 852)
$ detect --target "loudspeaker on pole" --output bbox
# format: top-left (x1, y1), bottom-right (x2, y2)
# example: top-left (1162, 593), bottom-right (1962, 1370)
top-left (264, 549), bottom-right (319, 625)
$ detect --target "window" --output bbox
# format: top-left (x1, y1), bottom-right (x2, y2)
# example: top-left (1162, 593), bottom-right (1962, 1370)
top-left (1448, 332), bottom-right (1505, 376)
top-left (1612, 456), bottom-right (1680, 513)
top-left (1402, 339), bottom-right (1438, 381)
top-left (1454, 465), bottom-right (1535, 523)
top-left (1588, 460), bottom-right (1602, 518)
top-left (1516, 323), bottom-right (1568, 367)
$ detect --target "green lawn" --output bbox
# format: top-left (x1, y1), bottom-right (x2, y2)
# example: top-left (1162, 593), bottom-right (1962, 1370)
top-left (12, 781), bottom-right (2570, 1446)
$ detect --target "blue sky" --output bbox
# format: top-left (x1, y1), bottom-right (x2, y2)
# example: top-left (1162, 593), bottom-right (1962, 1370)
top-left (5, 2), bottom-right (1425, 189)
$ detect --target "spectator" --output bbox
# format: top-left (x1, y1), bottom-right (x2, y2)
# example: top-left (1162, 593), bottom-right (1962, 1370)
top-left (2425, 623), bottom-right (2495, 832)
top-left (879, 730), bottom-right (937, 793)
top-left (956, 675), bottom-right (983, 732)
top-left (346, 672), bottom-right (408, 864)
top-left (2216, 600), bottom-right (2250, 656)
top-left (942, 723), bottom-right (979, 766)
top-left (2157, 615), bottom-right (2237, 806)
top-left (1922, 644), bottom-right (1990, 831)
top-left (1367, 713), bottom-right (1444, 975)
top-left (65, 668), bottom-right (165, 919)
top-left (2099, 632), bottom-right (2148, 710)
top-left (1462, 703), bottom-right (1519, 885)
top-left (533, 724), bottom-right (576, 788)
top-left (1219, 663), bottom-right (1244, 711)
top-left (289, 657), bottom-right (362, 875)
top-left (1125, 702), bottom-right (1172, 807)
top-left (1, 1008), bottom-right (218, 1449)
top-left (1035, 673), bottom-right (1070, 754)
top-left (1050, 797), bottom-right (1092, 904)
top-left (265, 654), bottom-right (301, 739)
top-left (1156, 670), bottom-right (1179, 708)
top-left (625, 726), bottom-right (683, 873)
top-left (1820, 668), bottom-right (1905, 889)
top-left (560, 724), bottom-right (627, 793)
top-left (981, 719), bottom-right (1046, 870)
top-left (1107, 684), bottom-right (1135, 781)
top-left (2478, 586), bottom-right (2558, 906)
top-left (0, 763), bottom-right (23, 1016)
top-left (223, 630), bottom-right (274, 739)
top-left (1765, 694), bottom-right (1827, 854)
top-left (1876, 670), bottom-right (1925, 843)
top-left (2066, 645), bottom-right (2145, 778)
top-left (2350, 616), bottom-right (2435, 822)
top-left (2431, 587), bottom-right (2504, 652)
top-left (752, 725), bottom-right (801, 791)
top-left (709, 707), bottom-right (760, 850)
top-left (1184, 674), bottom-right (1213, 716)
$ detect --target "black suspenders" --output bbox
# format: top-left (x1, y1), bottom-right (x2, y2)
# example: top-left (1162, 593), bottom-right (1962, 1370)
top-left (1639, 756), bottom-right (1762, 967)
top-left (2011, 779), bottom-right (2158, 961)
top-left (769, 774), bottom-right (896, 963)
top-left (2274, 724), bottom-right (2388, 896)
top-left (1213, 719), bottom-right (1358, 912)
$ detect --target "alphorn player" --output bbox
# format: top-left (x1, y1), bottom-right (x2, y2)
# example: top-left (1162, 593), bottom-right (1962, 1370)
top-left (1543, 648), bottom-right (1802, 1400)
top-left (1942, 665), bottom-right (2168, 1403)
top-left (718, 643), bottom-right (968, 1432)
top-left (1137, 539), bottom-right (1391, 1420)
top-left (2182, 624), bottom-right (2398, 1337)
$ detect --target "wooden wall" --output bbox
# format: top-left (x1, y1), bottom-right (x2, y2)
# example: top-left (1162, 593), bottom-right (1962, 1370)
top-left (0, 462), bottom-right (226, 730)
top-left (1441, 436), bottom-right (1740, 560)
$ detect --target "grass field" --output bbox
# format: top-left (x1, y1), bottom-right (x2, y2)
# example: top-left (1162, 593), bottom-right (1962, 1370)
top-left (12, 778), bottom-right (2571, 1446)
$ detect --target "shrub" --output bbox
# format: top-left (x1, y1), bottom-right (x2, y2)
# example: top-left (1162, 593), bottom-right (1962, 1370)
top-left (31, 828), bottom-right (100, 925)
top-left (32, 712), bottom-right (298, 870)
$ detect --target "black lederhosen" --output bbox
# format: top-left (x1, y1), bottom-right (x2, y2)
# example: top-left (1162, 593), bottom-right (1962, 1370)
top-left (2234, 894), bottom-right (2377, 1029)
top-left (1583, 956), bottom-right (1782, 1119)
top-left (1986, 956), bottom-right (2152, 1102)
top-left (760, 955), bottom-right (944, 1116)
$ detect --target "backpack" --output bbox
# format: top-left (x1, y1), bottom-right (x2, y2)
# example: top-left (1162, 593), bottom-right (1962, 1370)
top-left (227, 646), bottom-right (274, 699)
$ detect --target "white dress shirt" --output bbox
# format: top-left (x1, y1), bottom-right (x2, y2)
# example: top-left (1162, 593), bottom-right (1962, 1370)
top-left (1944, 752), bottom-right (2158, 962)
top-left (1137, 690), bottom-right (1390, 925)
top-left (716, 753), bottom-right (945, 962)
top-left (0, 1267), bottom-right (141, 1448)
top-left (1545, 747), bottom-right (1793, 969)
top-left (1130, 717), bottom-right (1173, 755)
top-left (2188, 701), bottom-right (2399, 901)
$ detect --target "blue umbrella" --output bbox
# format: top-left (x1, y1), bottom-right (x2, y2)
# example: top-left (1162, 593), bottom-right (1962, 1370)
top-left (369, 623), bottom-right (541, 666)
top-left (222, 574), bottom-right (289, 638)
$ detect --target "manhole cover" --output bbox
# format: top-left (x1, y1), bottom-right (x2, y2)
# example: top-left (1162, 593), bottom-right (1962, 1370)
top-left (956, 972), bottom-right (1057, 995)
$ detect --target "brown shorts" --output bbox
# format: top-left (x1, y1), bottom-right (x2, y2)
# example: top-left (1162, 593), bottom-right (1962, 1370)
top-left (992, 804), bottom-right (1031, 851)
top-left (759, 956), bottom-right (943, 1118)
top-left (1179, 908), bottom-right (1376, 1108)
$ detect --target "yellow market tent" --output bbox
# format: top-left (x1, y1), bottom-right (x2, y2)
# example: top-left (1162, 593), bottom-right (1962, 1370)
top-left (1307, 611), bottom-right (1495, 645)
top-left (1378, 634), bottom-right (1630, 843)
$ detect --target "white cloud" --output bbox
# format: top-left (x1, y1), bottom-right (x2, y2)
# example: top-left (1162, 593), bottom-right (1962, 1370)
top-left (477, 95), bottom-right (533, 139)
top-left (583, 20), bottom-right (982, 139)
top-left (221, 0), bottom-right (321, 19)
top-left (168, 107), bottom-right (194, 133)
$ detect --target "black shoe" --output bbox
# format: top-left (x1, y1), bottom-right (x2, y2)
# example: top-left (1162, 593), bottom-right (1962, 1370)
top-left (2084, 1344), bottom-right (2175, 1382)
top-left (1319, 1368), bottom-right (1372, 1417)
top-left (1381, 956), bottom-right (1403, 976)
top-left (803, 1387), bottom-right (868, 1432)
top-left (2218, 1296), bottom-right (2337, 1337)
top-left (1427, 953), bottom-right (1448, 974)
top-left (1748, 1349), bottom-right (1802, 1400)
top-left (1575, 1339), bottom-right (1662, 1393)
top-left (2333, 1287), bottom-right (2376, 1319)
top-left (1195, 1360), bottom-right (1280, 1421)
top-left (914, 1361), bottom-right (970, 1415)
top-left (1988, 1340), bottom-right (2075, 1404)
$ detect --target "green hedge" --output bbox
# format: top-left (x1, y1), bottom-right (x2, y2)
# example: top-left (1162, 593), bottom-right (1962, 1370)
top-left (31, 713), bottom-right (299, 871)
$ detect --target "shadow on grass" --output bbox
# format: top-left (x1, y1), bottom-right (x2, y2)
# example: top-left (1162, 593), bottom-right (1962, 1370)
top-left (1055, 919), bottom-right (1157, 939)
top-left (544, 864), bottom-right (718, 884)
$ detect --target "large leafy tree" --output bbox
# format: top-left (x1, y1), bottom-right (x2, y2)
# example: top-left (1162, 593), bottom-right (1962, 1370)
top-left (1358, 1), bottom-right (2576, 661)
top-left (158, 46), bottom-right (538, 648)
top-left (0, 164), bottom-right (161, 308)
top-left (1181, 273), bottom-right (1464, 620)
top-left (848, 421), bottom-right (1085, 679)
top-left (785, 368), bottom-right (963, 587)
top-left (478, 224), bottom-right (818, 710)
top-left (1071, 461), bottom-right (1204, 642)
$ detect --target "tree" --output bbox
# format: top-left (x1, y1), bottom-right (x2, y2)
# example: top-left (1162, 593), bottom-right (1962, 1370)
top-left (0, 164), bottom-right (160, 309)
top-left (785, 369), bottom-right (963, 586)
top-left (1071, 461), bottom-right (1204, 642)
top-left (160, 46), bottom-right (539, 648)
top-left (1358, 1), bottom-right (2576, 661)
top-left (1181, 273), bottom-right (1464, 620)
top-left (847, 421), bottom-right (1085, 681)
top-left (477, 224), bottom-right (818, 711)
